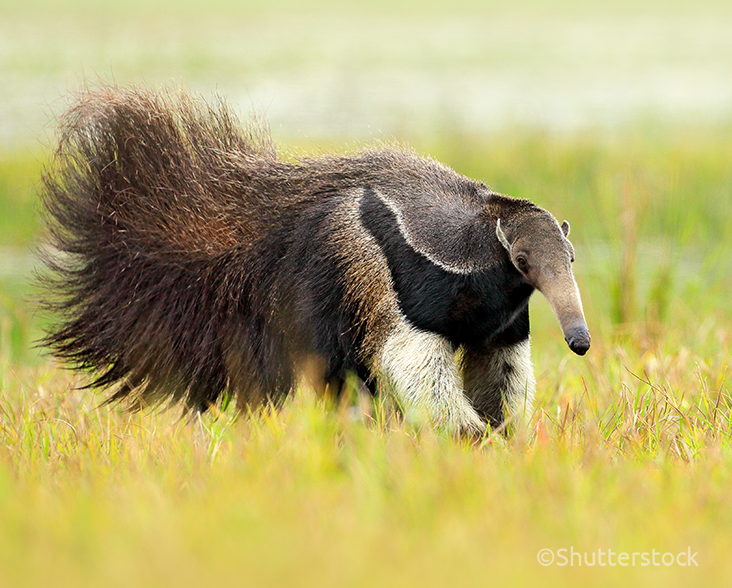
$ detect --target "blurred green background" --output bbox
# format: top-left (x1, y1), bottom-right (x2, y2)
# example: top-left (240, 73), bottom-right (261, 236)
top-left (1, 0), bottom-right (732, 366)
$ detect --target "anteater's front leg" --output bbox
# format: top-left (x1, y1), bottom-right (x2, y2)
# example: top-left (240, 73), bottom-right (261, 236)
top-left (376, 320), bottom-right (485, 435)
top-left (460, 339), bottom-right (536, 431)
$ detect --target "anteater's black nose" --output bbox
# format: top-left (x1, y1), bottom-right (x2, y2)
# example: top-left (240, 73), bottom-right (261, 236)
top-left (566, 327), bottom-right (591, 356)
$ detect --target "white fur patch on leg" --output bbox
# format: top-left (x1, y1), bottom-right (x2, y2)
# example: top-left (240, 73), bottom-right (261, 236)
top-left (376, 320), bottom-right (485, 434)
top-left (501, 339), bottom-right (536, 427)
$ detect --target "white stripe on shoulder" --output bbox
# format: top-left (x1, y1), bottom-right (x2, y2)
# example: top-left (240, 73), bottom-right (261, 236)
top-left (366, 188), bottom-right (479, 275)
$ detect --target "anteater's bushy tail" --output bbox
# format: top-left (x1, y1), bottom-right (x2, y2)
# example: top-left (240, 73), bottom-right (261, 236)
top-left (40, 86), bottom-right (294, 411)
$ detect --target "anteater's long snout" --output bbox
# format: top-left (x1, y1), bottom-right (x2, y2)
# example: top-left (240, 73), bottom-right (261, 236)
top-left (538, 275), bottom-right (591, 356)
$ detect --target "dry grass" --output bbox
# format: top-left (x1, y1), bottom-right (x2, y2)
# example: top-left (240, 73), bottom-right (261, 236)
top-left (2, 327), bottom-right (731, 587)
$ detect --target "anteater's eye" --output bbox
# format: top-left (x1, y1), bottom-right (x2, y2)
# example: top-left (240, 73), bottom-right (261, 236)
top-left (516, 256), bottom-right (529, 272)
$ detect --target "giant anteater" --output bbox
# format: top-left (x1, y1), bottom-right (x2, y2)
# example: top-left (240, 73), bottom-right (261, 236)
top-left (40, 87), bottom-right (590, 434)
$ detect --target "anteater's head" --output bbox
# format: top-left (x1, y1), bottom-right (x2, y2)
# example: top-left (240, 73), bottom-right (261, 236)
top-left (496, 211), bottom-right (591, 355)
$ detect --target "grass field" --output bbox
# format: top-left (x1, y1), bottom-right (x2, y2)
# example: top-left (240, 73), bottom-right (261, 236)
top-left (2, 1), bottom-right (732, 586)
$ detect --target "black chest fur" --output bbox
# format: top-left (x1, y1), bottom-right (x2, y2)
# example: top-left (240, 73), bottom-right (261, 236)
top-left (359, 188), bottom-right (534, 348)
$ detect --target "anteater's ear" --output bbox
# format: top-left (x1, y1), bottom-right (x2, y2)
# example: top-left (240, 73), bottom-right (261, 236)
top-left (561, 220), bottom-right (570, 237)
top-left (496, 219), bottom-right (510, 252)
